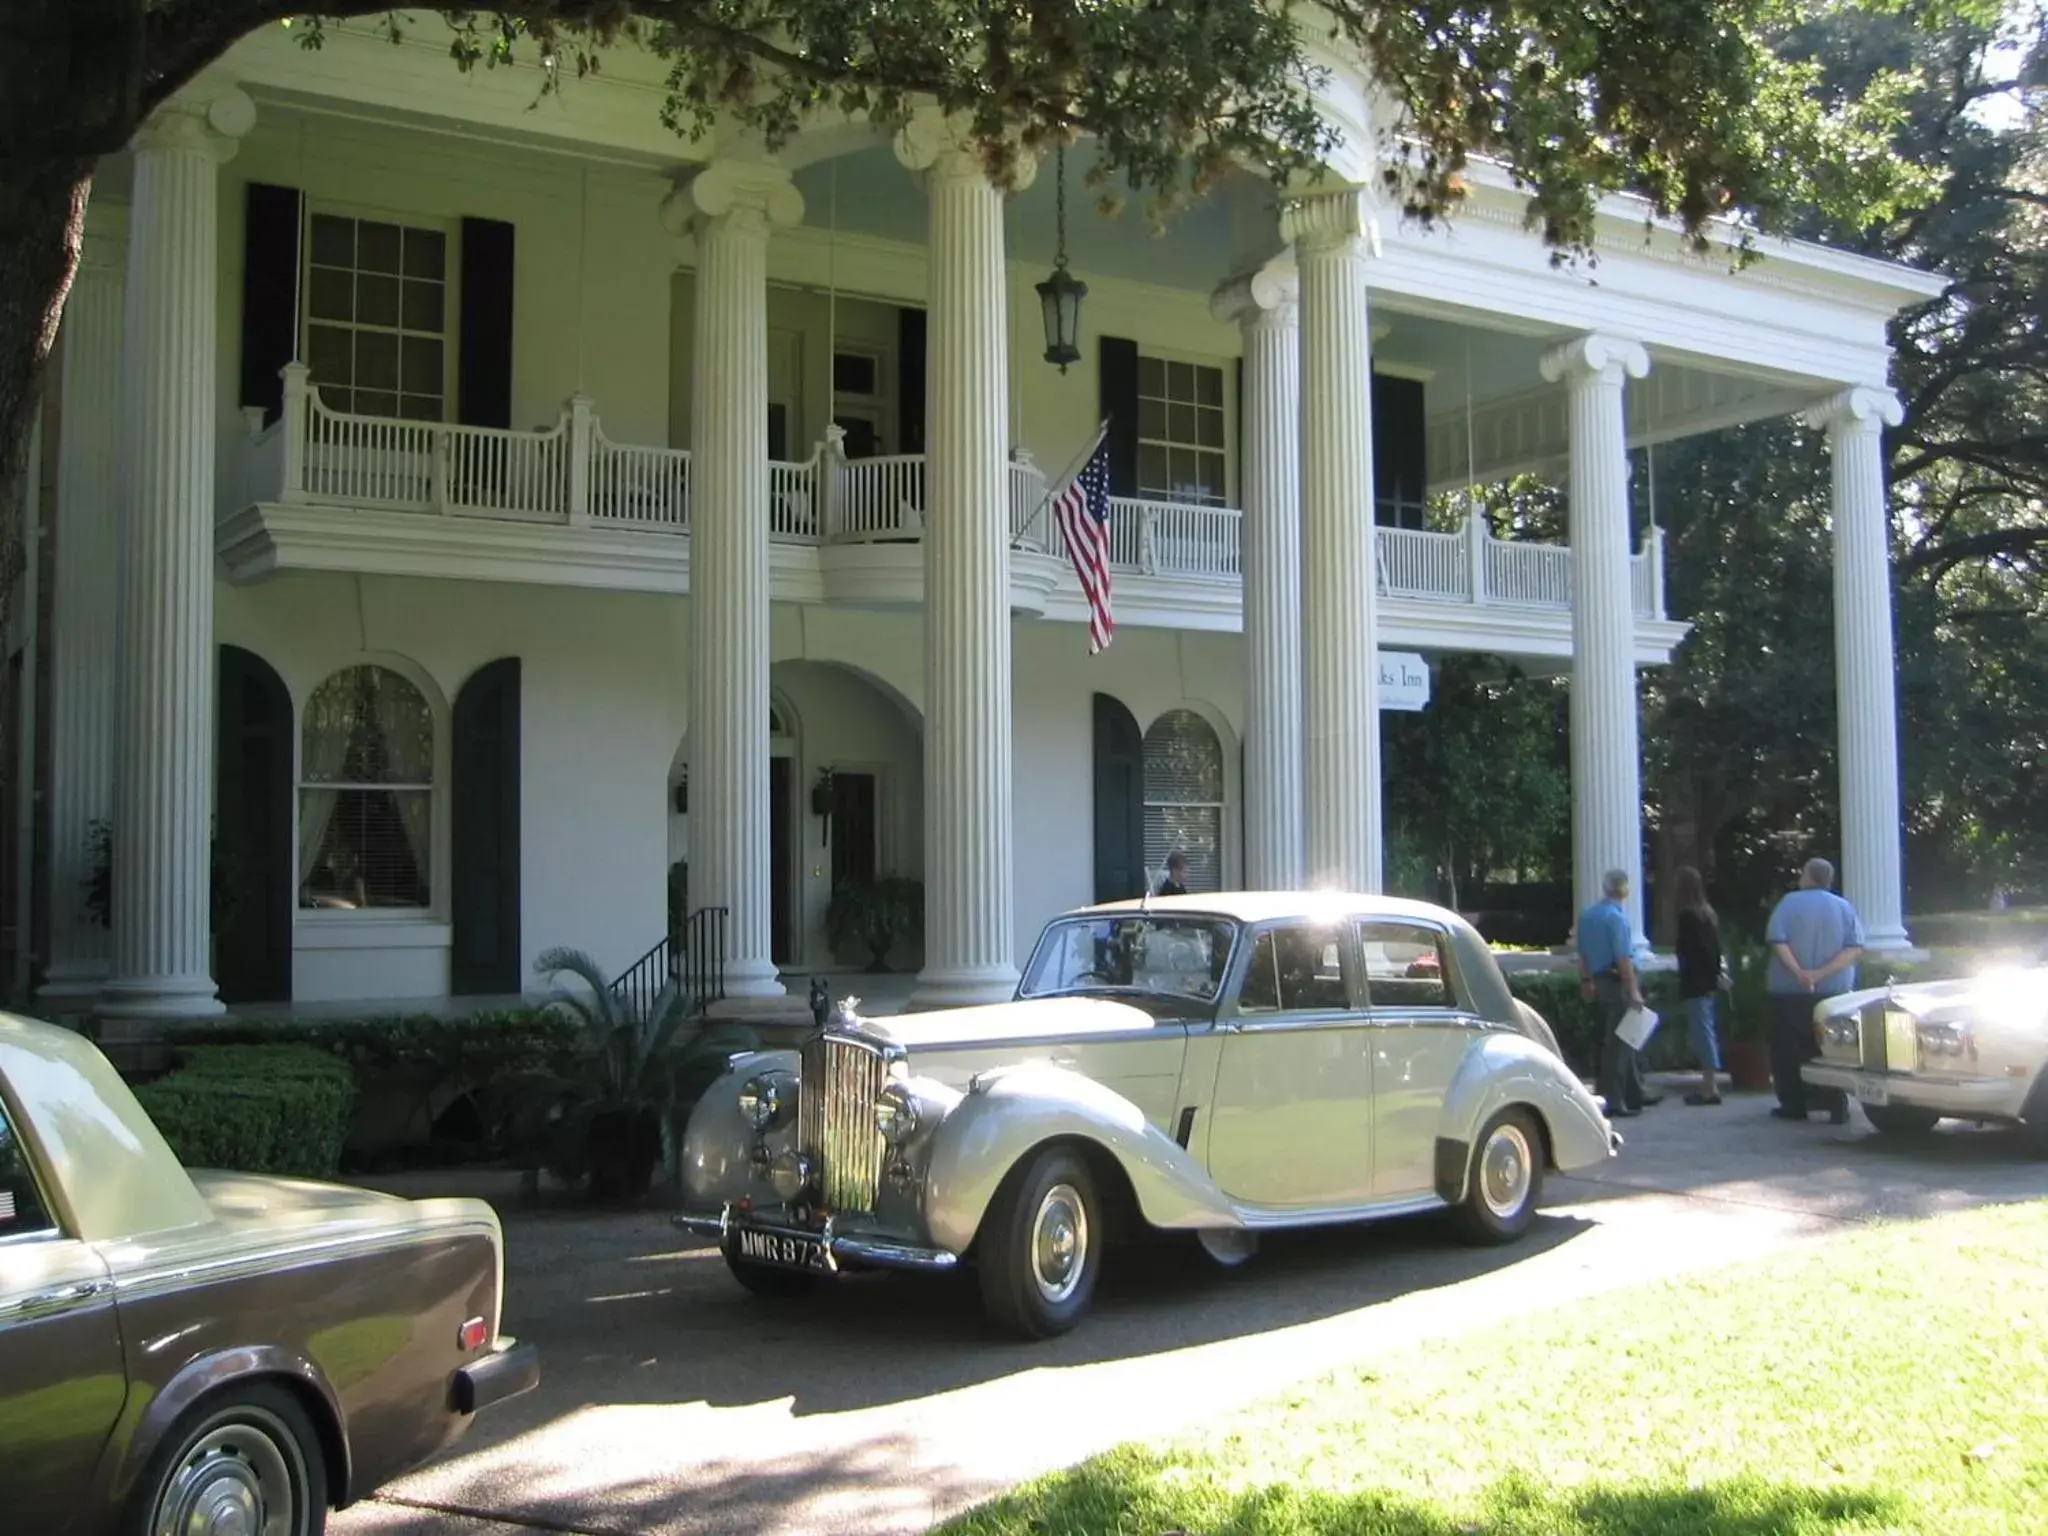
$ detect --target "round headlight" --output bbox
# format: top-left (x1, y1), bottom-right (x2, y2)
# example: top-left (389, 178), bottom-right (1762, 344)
top-left (873, 1083), bottom-right (920, 1144)
top-left (769, 1150), bottom-right (814, 1203)
top-left (738, 1073), bottom-right (791, 1132)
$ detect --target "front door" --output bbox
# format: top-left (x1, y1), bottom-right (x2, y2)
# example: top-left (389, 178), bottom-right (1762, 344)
top-left (770, 755), bottom-right (793, 966)
top-left (215, 647), bottom-right (293, 1004)
top-left (1203, 920), bottom-right (1374, 1208)
top-left (0, 1094), bottom-right (126, 1526)
top-left (1358, 920), bottom-right (1482, 1198)
top-left (829, 771), bottom-right (878, 892)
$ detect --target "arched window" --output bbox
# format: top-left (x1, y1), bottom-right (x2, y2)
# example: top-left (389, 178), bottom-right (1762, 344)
top-left (1142, 709), bottom-right (1225, 891)
top-left (300, 665), bottom-right (434, 910)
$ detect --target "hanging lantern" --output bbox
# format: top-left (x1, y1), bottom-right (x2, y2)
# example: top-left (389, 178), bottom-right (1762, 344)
top-left (1037, 145), bottom-right (1087, 372)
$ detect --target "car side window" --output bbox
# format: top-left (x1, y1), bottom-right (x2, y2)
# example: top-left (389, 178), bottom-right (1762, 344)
top-left (1239, 923), bottom-right (1351, 1014)
top-left (1357, 922), bottom-right (1457, 1010)
top-left (0, 1094), bottom-right (57, 1241)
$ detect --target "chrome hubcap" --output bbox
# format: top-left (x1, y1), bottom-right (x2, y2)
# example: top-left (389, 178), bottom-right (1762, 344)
top-left (1479, 1122), bottom-right (1534, 1220)
top-left (153, 1415), bottom-right (298, 1536)
top-left (1030, 1182), bottom-right (1089, 1304)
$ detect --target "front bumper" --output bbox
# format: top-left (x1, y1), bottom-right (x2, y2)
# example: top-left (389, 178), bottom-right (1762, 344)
top-left (1802, 1064), bottom-right (2027, 1120)
top-left (450, 1339), bottom-right (539, 1415)
top-left (674, 1207), bottom-right (960, 1274)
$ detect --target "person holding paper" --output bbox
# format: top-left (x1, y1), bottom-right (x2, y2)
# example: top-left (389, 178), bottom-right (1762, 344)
top-left (1764, 857), bottom-right (1863, 1124)
top-left (1577, 868), bottom-right (1652, 1118)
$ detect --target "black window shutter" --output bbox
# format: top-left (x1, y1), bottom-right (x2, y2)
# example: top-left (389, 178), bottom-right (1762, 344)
top-left (1099, 335), bottom-right (1140, 497)
top-left (452, 658), bottom-right (522, 995)
top-left (1370, 372), bottom-right (1427, 528)
top-left (214, 646), bottom-right (295, 1004)
top-left (1234, 356), bottom-right (1245, 505)
top-left (458, 217), bottom-right (516, 430)
top-left (1092, 692), bottom-right (1146, 902)
top-left (239, 183), bottom-right (302, 424)
top-left (897, 306), bottom-right (927, 455)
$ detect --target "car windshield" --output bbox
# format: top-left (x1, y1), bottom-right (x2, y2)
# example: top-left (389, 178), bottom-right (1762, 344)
top-left (1020, 914), bottom-right (1239, 1003)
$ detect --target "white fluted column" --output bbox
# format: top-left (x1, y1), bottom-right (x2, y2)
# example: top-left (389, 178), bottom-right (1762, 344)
top-left (897, 114), bottom-right (1033, 1007)
top-left (100, 88), bottom-right (252, 1020)
top-left (1809, 386), bottom-right (1910, 950)
top-left (39, 221), bottom-right (125, 1006)
top-left (1213, 260), bottom-right (1304, 890)
top-left (674, 161), bottom-right (802, 999)
top-left (1542, 334), bottom-right (1651, 943)
top-left (1286, 190), bottom-right (1381, 892)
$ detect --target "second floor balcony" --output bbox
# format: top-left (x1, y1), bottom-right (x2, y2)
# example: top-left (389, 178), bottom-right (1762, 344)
top-left (221, 369), bottom-right (1676, 656)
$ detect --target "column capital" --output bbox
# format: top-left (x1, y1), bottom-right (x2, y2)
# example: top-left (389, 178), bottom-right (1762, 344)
top-left (662, 159), bottom-right (804, 240)
top-left (1279, 186), bottom-right (1382, 256)
top-left (893, 107), bottom-right (1040, 192)
top-left (1211, 257), bottom-right (1298, 328)
top-left (1804, 385), bottom-right (1903, 435)
top-left (130, 83), bottom-right (255, 163)
top-left (1540, 333), bottom-right (1650, 389)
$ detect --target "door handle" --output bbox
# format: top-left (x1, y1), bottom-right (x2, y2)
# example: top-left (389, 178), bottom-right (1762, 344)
top-left (2, 1280), bottom-right (112, 1318)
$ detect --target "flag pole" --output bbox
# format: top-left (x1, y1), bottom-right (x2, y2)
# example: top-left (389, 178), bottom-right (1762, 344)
top-left (1027, 417), bottom-right (1111, 525)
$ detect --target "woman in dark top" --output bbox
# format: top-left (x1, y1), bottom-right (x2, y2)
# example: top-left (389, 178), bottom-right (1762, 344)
top-left (1674, 864), bottom-right (1725, 1106)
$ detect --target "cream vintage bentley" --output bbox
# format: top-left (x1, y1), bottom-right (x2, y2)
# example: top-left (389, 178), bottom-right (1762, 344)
top-left (1805, 948), bottom-right (2048, 1150)
top-left (676, 893), bottom-right (1617, 1337)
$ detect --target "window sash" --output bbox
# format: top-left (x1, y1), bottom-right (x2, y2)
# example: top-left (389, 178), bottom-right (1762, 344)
top-left (302, 210), bottom-right (454, 422)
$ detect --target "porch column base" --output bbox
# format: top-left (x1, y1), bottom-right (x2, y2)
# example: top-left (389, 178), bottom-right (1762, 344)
top-left (36, 963), bottom-right (111, 1009)
top-left (720, 957), bottom-right (786, 1001)
top-left (907, 966), bottom-right (1020, 1011)
top-left (96, 975), bottom-right (228, 1021)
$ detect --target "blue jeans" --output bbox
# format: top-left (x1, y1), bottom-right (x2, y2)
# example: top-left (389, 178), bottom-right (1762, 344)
top-left (1684, 994), bottom-right (1722, 1072)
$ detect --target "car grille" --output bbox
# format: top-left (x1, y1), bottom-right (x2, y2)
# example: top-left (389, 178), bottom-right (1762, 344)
top-left (1859, 1004), bottom-right (1918, 1072)
top-left (799, 1032), bottom-right (888, 1214)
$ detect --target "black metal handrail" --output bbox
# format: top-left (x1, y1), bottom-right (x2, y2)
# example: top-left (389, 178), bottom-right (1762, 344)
top-left (609, 905), bottom-right (728, 1021)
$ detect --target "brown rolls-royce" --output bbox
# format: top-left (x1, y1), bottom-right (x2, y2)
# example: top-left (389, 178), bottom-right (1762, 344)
top-left (0, 1015), bottom-right (538, 1535)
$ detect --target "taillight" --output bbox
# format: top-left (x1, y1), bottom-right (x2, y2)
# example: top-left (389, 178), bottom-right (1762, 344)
top-left (458, 1317), bottom-right (490, 1353)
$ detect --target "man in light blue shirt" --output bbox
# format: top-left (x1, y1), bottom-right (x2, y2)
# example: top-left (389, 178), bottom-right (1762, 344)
top-left (1577, 869), bottom-right (1649, 1117)
top-left (1764, 857), bottom-right (1865, 1123)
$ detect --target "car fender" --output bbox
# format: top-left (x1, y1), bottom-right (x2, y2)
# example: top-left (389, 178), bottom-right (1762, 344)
top-left (919, 1062), bottom-right (1241, 1255)
top-left (1433, 1031), bottom-right (1613, 1203)
top-left (104, 1342), bottom-right (352, 1510)
top-left (681, 1049), bottom-right (800, 1207)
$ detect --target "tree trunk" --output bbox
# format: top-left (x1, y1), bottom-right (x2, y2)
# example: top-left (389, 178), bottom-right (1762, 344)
top-left (0, 161), bottom-right (92, 566)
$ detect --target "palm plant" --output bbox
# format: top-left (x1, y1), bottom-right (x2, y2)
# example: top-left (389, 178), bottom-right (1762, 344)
top-left (502, 947), bottom-right (756, 1199)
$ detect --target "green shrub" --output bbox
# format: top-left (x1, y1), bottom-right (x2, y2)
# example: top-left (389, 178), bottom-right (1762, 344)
top-left (1507, 969), bottom-right (1696, 1076)
top-left (136, 1045), bottom-right (356, 1178)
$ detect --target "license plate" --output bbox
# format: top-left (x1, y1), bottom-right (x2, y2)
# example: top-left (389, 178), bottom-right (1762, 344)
top-left (1855, 1078), bottom-right (1890, 1107)
top-left (730, 1222), bottom-right (833, 1273)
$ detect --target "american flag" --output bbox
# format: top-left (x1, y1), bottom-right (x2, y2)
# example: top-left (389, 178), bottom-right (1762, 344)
top-left (1052, 437), bottom-right (1115, 653)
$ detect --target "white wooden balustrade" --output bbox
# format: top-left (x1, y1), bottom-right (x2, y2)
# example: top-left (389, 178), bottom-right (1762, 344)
top-left (237, 375), bottom-right (1663, 620)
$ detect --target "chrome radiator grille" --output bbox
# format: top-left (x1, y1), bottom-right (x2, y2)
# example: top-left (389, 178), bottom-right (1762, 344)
top-left (799, 1034), bottom-right (888, 1214)
top-left (1859, 1004), bottom-right (1889, 1071)
top-left (1859, 1004), bottom-right (1919, 1072)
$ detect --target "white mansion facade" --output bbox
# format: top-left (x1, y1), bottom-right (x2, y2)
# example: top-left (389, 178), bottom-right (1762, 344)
top-left (6, 18), bottom-right (1940, 1017)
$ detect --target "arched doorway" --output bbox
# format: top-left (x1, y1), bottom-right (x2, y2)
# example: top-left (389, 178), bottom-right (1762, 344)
top-left (215, 646), bottom-right (293, 1004)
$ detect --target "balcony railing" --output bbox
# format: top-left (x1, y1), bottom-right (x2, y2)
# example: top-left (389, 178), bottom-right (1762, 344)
top-left (240, 370), bottom-right (1664, 620)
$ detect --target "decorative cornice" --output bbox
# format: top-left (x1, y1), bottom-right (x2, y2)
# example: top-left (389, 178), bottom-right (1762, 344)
top-left (1210, 256), bottom-right (1299, 328)
top-left (892, 107), bottom-right (1039, 192)
top-left (131, 83), bottom-right (255, 162)
top-left (1803, 385), bottom-right (1903, 434)
top-left (662, 158), bottom-right (804, 239)
top-left (1540, 333), bottom-right (1651, 389)
top-left (1279, 186), bottom-right (1382, 256)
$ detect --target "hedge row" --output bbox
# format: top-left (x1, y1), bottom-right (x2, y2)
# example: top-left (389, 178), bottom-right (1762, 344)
top-left (136, 1044), bottom-right (357, 1178)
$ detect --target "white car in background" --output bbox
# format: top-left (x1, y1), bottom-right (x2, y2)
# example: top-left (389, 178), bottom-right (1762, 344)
top-left (1805, 950), bottom-right (2048, 1149)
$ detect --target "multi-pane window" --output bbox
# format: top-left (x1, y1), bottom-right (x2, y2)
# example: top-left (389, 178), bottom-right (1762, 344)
top-left (1142, 709), bottom-right (1224, 891)
top-left (1137, 355), bottom-right (1227, 505)
top-left (305, 214), bottom-right (449, 421)
top-left (300, 665), bottom-right (434, 911)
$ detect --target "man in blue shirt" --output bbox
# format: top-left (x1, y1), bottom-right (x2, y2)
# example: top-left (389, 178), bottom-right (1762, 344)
top-left (1576, 869), bottom-right (1650, 1117)
top-left (1764, 857), bottom-right (1865, 1124)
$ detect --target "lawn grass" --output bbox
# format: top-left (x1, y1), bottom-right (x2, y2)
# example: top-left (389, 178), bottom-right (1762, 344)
top-left (947, 1201), bottom-right (2048, 1536)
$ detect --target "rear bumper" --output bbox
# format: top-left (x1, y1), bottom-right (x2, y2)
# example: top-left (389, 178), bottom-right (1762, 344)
top-left (1802, 1064), bottom-right (2026, 1119)
top-left (674, 1209), bottom-right (960, 1273)
top-left (450, 1340), bottom-right (539, 1415)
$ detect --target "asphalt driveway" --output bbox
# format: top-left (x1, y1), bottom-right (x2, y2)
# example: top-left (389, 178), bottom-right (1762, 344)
top-left (335, 1093), bottom-right (2048, 1536)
